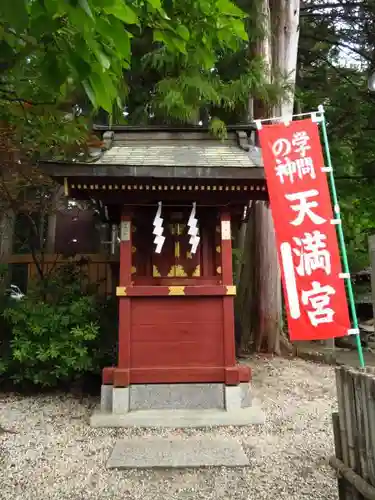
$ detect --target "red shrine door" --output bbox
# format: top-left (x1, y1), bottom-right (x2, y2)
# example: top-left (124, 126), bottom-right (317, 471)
top-left (131, 207), bottom-right (218, 283)
top-left (152, 220), bottom-right (201, 278)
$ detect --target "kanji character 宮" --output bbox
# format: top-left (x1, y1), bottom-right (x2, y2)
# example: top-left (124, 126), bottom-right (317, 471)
top-left (285, 189), bottom-right (326, 226)
top-left (293, 230), bottom-right (331, 276)
top-left (301, 281), bottom-right (336, 326)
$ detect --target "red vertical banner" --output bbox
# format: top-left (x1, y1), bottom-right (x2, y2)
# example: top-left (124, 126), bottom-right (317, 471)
top-left (258, 118), bottom-right (350, 341)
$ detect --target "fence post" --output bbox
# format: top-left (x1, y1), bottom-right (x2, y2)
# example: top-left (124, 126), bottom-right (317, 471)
top-left (369, 234), bottom-right (375, 323)
top-left (332, 411), bottom-right (349, 500)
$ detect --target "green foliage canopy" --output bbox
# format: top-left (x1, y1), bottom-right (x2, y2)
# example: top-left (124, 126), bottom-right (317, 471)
top-left (0, 0), bottom-right (248, 112)
top-left (297, 4), bottom-right (375, 272)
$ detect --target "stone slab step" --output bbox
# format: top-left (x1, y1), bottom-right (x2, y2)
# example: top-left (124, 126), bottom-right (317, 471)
top-left (107, 436), bottom-right (250, 469)
top-left (91, 407), bottom-right (265, 428)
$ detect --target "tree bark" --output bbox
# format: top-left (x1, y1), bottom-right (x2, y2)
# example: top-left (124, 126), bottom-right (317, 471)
top-left (256, 202), bottom-right (282, 353)
top-left (270, 0), bottom-right (300, 117)
top-left (236, 0), bottom-right (300, 354)
top-left (236, 202), bottom-right (258, 351)
top-left (0, 210), bottom-right (15, 262)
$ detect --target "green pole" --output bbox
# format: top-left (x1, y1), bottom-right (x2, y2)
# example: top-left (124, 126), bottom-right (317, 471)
top-left (317, 105), bottom-right (365, 368)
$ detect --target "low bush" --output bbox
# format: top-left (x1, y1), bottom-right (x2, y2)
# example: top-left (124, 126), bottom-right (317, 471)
top-left (1, 261), bottom-right (118, 388)
top-left (0, 263), bottom-right (12, 378)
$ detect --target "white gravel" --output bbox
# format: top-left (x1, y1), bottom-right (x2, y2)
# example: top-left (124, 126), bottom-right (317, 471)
top-left (0, 357), bottom-right (338, 500)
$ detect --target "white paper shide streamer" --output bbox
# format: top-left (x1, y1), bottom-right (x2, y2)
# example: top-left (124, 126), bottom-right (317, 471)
top-left (188, 202), bottom-right (200, 254)
top-left (153, 201), bottom-right (165, 253)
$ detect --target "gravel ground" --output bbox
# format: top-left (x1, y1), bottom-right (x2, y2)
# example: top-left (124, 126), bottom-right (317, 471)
top-left (0, 357), bottom-right (338, 500)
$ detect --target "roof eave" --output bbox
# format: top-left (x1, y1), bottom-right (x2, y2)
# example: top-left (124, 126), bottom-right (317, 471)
top-left (40, 163), bottom-right (265, 181)
top-left (92, 124), bottom-right (257, 133)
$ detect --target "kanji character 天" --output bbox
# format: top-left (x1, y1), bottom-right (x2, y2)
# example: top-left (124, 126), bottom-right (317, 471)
top-left (285, 189), bottom-right (326, 226)
top-left (293, 230), bottom-right (331, 276)
top-left (292, 131), bottom-right (311, 158)
top-left (301, 281), bottom-right (336, 326)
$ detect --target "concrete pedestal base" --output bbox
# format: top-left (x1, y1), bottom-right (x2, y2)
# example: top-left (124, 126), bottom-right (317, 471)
top-left (101, 382), bottom-right (252, 412)
top-left (93, 382), bottom-right (263, 428)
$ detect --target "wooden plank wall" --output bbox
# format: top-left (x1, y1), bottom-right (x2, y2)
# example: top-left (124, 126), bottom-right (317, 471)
top-left (330, 366), bottom-right (375, 500)
top-left (6, 254), bottom-right (118, 296)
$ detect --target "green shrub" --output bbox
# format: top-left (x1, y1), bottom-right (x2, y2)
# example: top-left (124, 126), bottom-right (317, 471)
top-left (92, 294), bottom-right (118, 369)
top-left (3, 296), bottom-right (99, 386)
top-left (1, 261), bottom-right (109, 387)
top-left (0, 263), bottom-right (12, 377)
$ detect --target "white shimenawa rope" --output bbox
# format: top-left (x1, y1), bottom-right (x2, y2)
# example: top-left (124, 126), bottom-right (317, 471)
top-left (188, 202), bottom-right (200, 254)
top-left (153, 201), bottom-right (165, 253)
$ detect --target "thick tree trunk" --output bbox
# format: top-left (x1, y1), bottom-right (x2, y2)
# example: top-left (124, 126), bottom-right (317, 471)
top-left (0, 210), bottom-right (15, 267)
top-left (270, 0), bottom-right (300, 116)
top-left (236, 0), bottom-right (300, 354)
top-left (238, 0), bottom-right (282, 354)
top-left (236, 202), bottom-right (257, 351)
top-left (256, 202), bottom-right (282, 353)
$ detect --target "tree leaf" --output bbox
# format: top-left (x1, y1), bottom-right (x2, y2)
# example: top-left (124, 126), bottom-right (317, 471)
top-left (43, 0), bottom-right (66, 16)
top-left (216, 0), bottom-right (246, 18)
top-left (91, 0), bottom-right (115, 5)
top-left (29, 13), bottom-right (60, 38)
top-left (199, 0), bottom-right (213, 16)
top-left (171, 36), bottom-right (187, 54)
top-left (231, 18), bottom-right (248, 41)
top-left (82, 79), bottom-right (97, 107)
top-left (89, 71), bottom-right (113, 111)
top-left (153, 29), bottom-right (166, 44)
top-left (96, 49), bottom-right (111, 69)
top-left (97, 16), bottom-right (131, 62)
top-left (103, 0), bottom-right (139, 24)
top-left (176, 25), bottom-right (190, 41)
top-left (0, 0), bottom-right (29, 32)
top-left (154, 30), bottom-right (187, 54)
top-left (195, 47), bottom-right (215, 69)
top-left (78, 0), bottom-right (94, 19)
top-left (40, 56), bottom-right (67, 89)
top-left (217, 28), bottom-right (238, 50)
top-left (147, 0), bottom-right (162, 10)
top-left (116, 95), bottom-right (123, 108)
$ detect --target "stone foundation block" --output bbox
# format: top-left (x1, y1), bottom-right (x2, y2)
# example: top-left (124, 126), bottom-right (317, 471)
top-left (112, 387), bottom-right (130, 414)
top-left (129, 383), bottom-right (224, 410)
top-left (100, 384), bottom-right (113, 413)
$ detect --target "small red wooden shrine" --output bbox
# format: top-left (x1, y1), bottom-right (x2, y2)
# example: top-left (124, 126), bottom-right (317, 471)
top-left (43, 126), bottom-right (266, 417)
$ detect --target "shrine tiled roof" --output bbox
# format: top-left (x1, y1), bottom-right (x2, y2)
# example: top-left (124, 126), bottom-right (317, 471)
top-left (40, 127), bottom-right (265, 183)
top-left (90, 141), bottom-right (262, 168)
top-left (87, 130), bottom-right (262, 169)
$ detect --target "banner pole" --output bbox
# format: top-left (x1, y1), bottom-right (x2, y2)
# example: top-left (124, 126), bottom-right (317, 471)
top-left (318, 105), bottom-right (365, 368)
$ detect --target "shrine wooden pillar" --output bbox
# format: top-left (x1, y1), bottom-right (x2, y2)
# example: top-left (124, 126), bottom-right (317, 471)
top-left (115, 210), bottom-right (132, 387)
top-left (220, 210), bottom-right (238, 385)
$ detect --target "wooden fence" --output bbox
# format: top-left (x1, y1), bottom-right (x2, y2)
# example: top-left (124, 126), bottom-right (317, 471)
top-left (5, 253), bottom-right (118, 296)
top-left (331, 366), bottom-right (375, 499)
